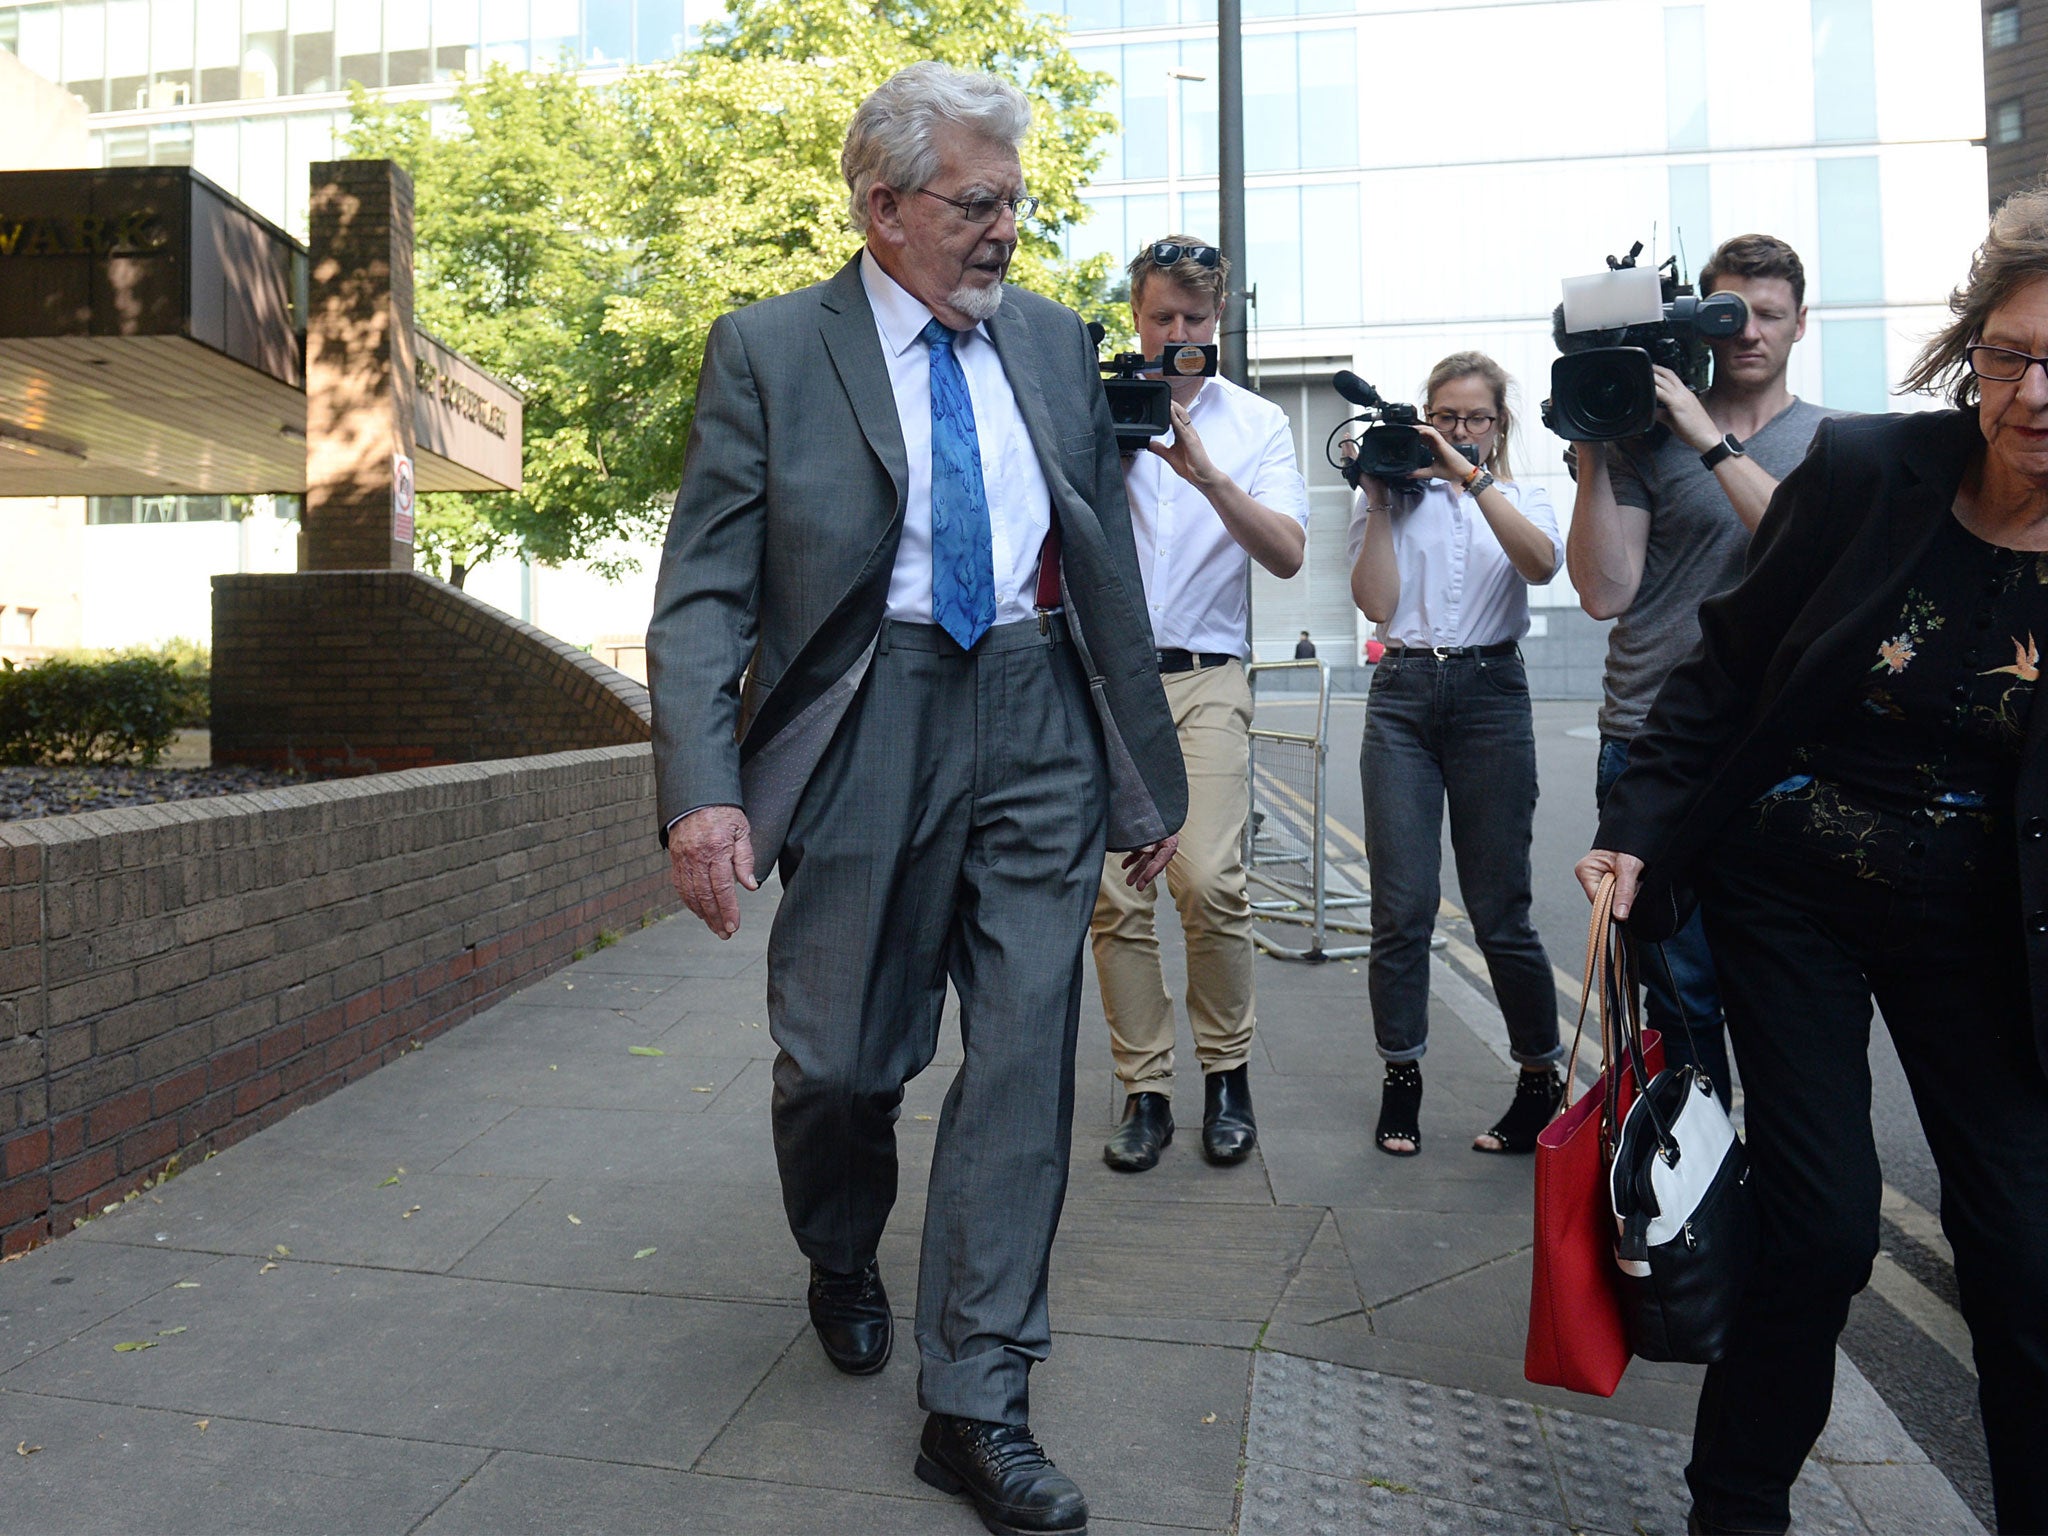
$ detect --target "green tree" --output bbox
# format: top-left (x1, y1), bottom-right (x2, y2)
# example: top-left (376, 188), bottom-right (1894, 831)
top-left (346, 5), bottom-right (1117, 583)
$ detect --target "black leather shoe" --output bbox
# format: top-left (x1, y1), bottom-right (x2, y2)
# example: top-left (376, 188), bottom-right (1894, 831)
top-left (1201, 1064), bottom-right (1257, 1165)
top-left (915, 1413), bottom-right (1089, 1535)
top-left (1102, 1092), bottom-right (1172, 1172)
top-left (806, 1259), bottom-right (891, 1375)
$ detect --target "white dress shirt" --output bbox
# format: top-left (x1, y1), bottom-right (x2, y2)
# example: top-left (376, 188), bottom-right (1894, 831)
top-left (1344, 477), bottom-right (1563, 648)
top-left (860, 251), bottom-right (1052, 628)
top-left (1124, 375), bottom-right (1308, 657)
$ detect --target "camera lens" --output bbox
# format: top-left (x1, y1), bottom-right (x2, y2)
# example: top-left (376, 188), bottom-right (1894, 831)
top-left (1548, 348), bottom-right (1656, 442)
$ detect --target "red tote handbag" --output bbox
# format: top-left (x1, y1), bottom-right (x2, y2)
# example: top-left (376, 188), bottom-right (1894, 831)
top-left (1525, 873), bottom-right (1665, 1398)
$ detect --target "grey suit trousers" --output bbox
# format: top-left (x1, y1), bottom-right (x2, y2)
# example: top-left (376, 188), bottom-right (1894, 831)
top-left (766, 614), bottom-right (1110, 1424)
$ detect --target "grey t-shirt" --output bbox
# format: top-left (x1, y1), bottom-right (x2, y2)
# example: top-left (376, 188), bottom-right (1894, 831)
top-left (1598, 397), bottom-right (1845, 739)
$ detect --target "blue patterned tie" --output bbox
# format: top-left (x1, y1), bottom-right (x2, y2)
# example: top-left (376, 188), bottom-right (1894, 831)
top-left (922, 318), bottom-right (997, 651)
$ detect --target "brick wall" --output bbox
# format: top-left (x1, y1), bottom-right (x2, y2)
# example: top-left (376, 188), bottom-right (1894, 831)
top-left (0, 745), bottom-right (677, 1256)
top-left (212, 571), bottom-right (651, 775)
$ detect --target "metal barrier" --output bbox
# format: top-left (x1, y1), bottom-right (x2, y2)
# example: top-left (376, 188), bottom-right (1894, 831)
top-left (1244, 659), bottom-right (1370, 961)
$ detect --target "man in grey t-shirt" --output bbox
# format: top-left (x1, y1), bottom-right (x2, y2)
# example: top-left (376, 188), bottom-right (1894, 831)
top-left (1566, 233), bottom-right (1844, 1102)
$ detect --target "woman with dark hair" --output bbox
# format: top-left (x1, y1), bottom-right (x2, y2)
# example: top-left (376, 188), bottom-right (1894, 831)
top-left (1580, 189), bottom-right (2048, 1534)
top-left (1348, 352), bottom-right (1565, 1157)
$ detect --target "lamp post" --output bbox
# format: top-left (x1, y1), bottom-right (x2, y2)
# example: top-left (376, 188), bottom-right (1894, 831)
top-left (1217, 0), bottom-right (1247, 385)
top-left (1163, 65), bottom-right (1206, 232)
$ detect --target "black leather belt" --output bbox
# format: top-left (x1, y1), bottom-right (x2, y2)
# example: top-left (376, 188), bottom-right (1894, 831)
top-left (1379, 641), bottom-right (1518, 660)
top-left (1157, 649), bottom-right (1238, 673)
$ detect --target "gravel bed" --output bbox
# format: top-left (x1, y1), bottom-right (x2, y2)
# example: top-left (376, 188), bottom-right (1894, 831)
top-left (1, 765), bottom-right (314, 824)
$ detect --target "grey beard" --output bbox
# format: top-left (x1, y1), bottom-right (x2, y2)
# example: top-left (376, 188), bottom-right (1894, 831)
top-left (949, 279), bottom-right (1004, 323)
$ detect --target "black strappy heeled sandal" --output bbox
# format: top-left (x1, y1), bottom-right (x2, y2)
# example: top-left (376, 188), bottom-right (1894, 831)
top-left (1473, 1066), bottom-right (1564, 1154)
top-left (1375, 1062), bottom-right (1422, 1156)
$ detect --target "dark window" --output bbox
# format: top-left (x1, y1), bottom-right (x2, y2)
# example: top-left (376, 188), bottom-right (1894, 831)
top-left (87, 497), bottom-right (134, 525)
top-left (199, 63), bottom-right (240, 100)
top-left (340, 50), bottom-right (382, 87)
top-left (433, 42), bottom-right (471, 79)
top-left (67, 77), bottom-right (105, 111)
top-left (1995, 97), bottom-right (2025, 145)
top-left (387, 46), bottom-right (430, 84)
top-left (293, 31), bottom-right (334, 93)
top-left (1989, 5), bottom-right (2020, 48)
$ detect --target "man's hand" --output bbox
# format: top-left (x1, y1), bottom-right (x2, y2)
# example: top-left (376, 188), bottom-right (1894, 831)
top-left (668, 804), bottom-right (758, 939)
top-left (1145, 402), bottom-right (1220, 490)
top-left (1650, 365), bottom-right (1719, 453)
top-left (1574, 848), bottom-right (1645, 920)
top-left (1120, 834), bottom-right (1178, 890)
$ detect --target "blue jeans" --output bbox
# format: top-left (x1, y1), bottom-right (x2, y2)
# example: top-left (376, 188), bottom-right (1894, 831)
top-left (1595, 734), bottom-right (1733, 1104)
top-left (1361, 653), bottom-right (1562, 1066)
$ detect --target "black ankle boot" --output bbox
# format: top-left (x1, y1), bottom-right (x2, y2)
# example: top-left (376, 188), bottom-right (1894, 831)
top-left (1474, 1067), bottom-right (1564, 1154)
top-left (1375, 1061), bottom-right (1422, 1156)
top-left (1103, 1092), bottom-right (1172, 1173)
top-left (1201, 1065), bottom-right (1256, 1165)
top-left (806, 1259), bottom-right (891, 1375)
top-left (916, 1413), bottom-right (1089, 1534)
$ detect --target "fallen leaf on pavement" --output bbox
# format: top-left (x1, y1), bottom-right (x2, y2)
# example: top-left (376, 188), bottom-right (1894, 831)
top-left (258, 1262), bottom-right (277, 1274)
top-left (567, 1214), bottom-right (583, 1225)
top-left (157, 1326), bottom-right (187, 1337)
top-left (113, 1340), bottom-right (157, 1353)
top-left (193, 1420), bottom-right (209, 1433)
top-left (913, 1115), bottom-right (933, 1122)
top-left (273, 1245), bottom-right (291, 1257)
top-left (378, 1174), bottom-right (402, 1188)
top-left (173, 1281), bottom-right (200, 1289)
top-left (633, 1247), bottom-right (657, 1260)
top-left (628, 1046), bottom-right (665, 1057)
top-left (401, 1205), bottom-right (422, 1219)
top-left (1201, 1413), bottom-right (1217, 1425)
top-left (691, 1086), bottom-right (714, 1093)
top-left (16, 1442), bottom-right (40, 1456)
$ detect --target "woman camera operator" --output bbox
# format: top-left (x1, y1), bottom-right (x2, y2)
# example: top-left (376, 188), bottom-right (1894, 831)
top-left (1347, 352), bottom-right (1565, 1156)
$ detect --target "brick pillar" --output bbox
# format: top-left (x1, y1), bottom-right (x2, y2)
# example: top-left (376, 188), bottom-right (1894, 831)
top-left (303, 159), bottom-right (417, 572)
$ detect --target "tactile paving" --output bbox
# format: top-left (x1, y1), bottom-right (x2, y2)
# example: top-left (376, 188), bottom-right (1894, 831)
top-left (1242, 1351), bottom-right (1873, 1536)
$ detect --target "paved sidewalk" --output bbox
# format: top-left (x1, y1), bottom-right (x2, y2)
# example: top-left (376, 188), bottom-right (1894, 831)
top-left (0, 877), bottom-right (1981, 1534)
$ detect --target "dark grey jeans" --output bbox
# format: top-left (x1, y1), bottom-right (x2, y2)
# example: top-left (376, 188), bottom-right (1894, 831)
top-left (1360, 652), bottom-right (1561, 1066)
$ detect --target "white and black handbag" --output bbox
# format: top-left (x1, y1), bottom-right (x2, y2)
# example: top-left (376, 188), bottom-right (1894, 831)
top-left (1605, 949), bottom-right (1757, 1364)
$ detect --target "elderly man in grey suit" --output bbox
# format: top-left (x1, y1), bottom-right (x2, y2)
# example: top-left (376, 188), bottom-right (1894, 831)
top-left (646, 62), bottom-right (1186, 1536)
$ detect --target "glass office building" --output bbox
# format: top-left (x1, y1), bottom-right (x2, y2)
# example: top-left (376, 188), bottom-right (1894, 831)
top-left (1057, 0), bottom-right (1988, 679)
top-left (1, 0), bottom-right (1993, 679)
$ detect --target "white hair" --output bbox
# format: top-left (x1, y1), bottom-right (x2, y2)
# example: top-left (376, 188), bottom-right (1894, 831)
top-left (841, 62), bottom-right (1033, 234)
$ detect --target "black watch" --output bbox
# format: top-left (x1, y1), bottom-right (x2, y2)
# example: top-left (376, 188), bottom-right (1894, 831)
top-left (1700, 432), bottom-right (1746, 471)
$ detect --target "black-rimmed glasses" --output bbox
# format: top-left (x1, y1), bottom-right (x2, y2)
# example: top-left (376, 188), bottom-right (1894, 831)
top-left (1426, 411), bottom-right (1498, 433)
top-left (917, 188), bottom-right (1039, 225)
top-left (1149, 241), bottom-right (1220, 268)
top-left (1967, 342), bottom-right (2048, 382)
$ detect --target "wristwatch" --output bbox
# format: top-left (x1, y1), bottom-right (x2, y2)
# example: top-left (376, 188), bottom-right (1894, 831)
top-left (1463, 469), bottom-right (1496, 498)
top-left (1700, 432), bottom-right (1747, 471)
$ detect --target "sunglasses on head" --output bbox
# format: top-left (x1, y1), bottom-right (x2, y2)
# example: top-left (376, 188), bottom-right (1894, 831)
top-left (1149, 242), bottom-right (1220, 268)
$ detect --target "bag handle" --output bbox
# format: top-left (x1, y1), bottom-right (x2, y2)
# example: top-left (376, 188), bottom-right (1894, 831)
top-left (1560, 871), bottom-right (1617, 1100)
top-left (1563, 873), bottom-right (1674, 1164)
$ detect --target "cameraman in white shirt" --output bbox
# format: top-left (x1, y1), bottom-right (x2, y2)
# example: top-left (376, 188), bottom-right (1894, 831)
top-left (1094, 237), bottom-right (1309, 1174)
top-left (1346, 352), bottom-right (1565, 1159)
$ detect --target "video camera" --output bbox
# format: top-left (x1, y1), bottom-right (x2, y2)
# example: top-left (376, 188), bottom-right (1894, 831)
top-left (1325, 371), bottom-right (1437, 492)
top-left (1089, 321), bottom-right (1219, 450)
top-left (1540, 242), bottom-right (1748, 442)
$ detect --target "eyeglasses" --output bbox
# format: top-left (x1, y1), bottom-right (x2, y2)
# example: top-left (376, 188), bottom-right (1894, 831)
top-left (1148, 242), bottom-right (1220, 268)
top-left (1966, 343), bottom-right (2048, 382)
top-left (1425, 411), bottom-right (1498, 433)
top-left (917, 188), bottom-right (1039, 225)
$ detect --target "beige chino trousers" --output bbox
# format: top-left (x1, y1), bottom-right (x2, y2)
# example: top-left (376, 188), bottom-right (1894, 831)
top-left (1090, 659), bottom-right (1257, 1095)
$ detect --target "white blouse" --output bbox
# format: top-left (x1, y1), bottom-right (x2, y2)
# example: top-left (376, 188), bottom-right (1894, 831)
top-left (1345, 477), bottom-right (1563, 649)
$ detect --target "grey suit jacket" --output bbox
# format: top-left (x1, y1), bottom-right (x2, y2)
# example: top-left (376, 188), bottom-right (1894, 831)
top-left (646, 252), bottom-right (1188, 868)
